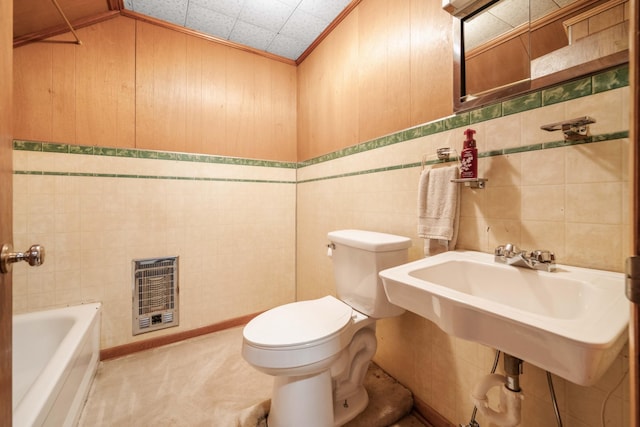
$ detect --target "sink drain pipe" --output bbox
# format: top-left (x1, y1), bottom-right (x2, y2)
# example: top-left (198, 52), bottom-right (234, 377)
top-left (461, 350), bottom-right (501, 427)
top-left (465, 353), bottom-right (565, 427)
top-left (503, 354), bottom-right (523, 392)
top-left (469, 354), bottom-right (524, 427)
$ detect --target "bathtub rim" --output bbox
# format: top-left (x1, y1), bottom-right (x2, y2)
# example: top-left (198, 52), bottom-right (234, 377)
top-left (13, 302), bottom-right (102, 427)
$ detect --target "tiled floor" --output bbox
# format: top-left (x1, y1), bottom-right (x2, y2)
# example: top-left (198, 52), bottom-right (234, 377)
top-left (79, 326), bottom-right (427, 427)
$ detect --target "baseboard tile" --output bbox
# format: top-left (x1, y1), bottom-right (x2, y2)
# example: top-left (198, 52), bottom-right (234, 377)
top-left (100, 312), bottom-right (262, 361)
top-left (413, 396), bottom-right (456, 427)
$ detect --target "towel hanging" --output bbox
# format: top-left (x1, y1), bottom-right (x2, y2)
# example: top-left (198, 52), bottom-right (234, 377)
top-left (417, 165), bottom-right (460, 255)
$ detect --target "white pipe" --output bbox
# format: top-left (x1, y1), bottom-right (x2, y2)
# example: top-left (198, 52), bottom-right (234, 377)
top-left (471, 373), bottom-right (523, 427)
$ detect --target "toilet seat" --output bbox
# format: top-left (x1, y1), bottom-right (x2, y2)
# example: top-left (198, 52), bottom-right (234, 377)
top-left (242, 296), bottom-right (355, 372)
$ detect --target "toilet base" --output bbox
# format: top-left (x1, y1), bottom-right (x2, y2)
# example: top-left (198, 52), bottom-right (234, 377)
top-left (333, 385), bottom-right (368, 426)
top-left (269, 369), bottom-right (334, 427)
top-left (267, 373), bottom-right (369, 427)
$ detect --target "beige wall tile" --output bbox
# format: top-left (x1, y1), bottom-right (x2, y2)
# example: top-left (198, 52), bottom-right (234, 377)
top-left (520, 220), bottom-right (566, 259)
top-left (566, 182), bottom-right (623, 224)
top-left (522, 185), bottom-right (565, 221)
top-left (565, 140), bottom-right (624, 184)
top-left (484, 153), bottom-right (522, 187)
top-left (484, 114), bottom-right (522, 151)
top-left (521, 149), bottom-right (565, 185)
top-left (14, 154), bottom-right (297, 349)
top-left (565, 223), bottom-right (624, 270)
top-left (485, 186), bottom-right (522, 220)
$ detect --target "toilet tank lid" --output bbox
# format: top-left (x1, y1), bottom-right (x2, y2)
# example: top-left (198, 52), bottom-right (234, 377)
top-left (328, 230), bottom-right (411, 252)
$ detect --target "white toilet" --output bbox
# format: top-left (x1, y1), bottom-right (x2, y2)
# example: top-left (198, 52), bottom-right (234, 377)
top-left (242, 229), bottom-right (411, 427)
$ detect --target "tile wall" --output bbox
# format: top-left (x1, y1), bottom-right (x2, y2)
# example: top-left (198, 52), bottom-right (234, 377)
top-left (12, 145), bottom-right (297, 348)
top-left (296, 65), bottom-right (630, 427)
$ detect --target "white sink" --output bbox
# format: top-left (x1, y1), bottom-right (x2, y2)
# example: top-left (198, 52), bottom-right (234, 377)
top-left (379, 250), bottom-right (629, 386)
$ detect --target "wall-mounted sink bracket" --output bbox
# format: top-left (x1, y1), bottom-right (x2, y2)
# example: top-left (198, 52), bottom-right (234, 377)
top-left (540, 116), bottom-right (595, 140)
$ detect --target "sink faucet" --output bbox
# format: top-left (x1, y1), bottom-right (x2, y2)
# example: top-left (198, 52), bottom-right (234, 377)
top-left (494, 244), bottom-right (556, 272)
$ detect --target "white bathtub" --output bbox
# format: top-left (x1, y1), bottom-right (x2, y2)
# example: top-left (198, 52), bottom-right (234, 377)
top-left (13, 303), bottom-right (102, 427)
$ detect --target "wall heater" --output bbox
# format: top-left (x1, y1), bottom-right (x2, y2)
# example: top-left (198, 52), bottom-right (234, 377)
top-left (132, 256), bottom-right (179, 335)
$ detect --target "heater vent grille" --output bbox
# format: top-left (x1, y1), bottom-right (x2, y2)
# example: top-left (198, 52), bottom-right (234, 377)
top-left (133, 257), bottom-right (179, 335)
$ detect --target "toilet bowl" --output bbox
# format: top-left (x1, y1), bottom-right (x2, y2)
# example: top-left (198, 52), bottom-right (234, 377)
top-left (241, 230), bottom-right (411, 427)
top-left (243, 296), bottom-right (376, 427)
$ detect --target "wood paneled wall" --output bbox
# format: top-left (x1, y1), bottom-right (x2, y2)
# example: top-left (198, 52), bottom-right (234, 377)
top-left (0, 0), bottom-right (12, 423)
top-left (13, 16), bottom-right (297, 162)
top-left (14, 1), bottom-right (452, 162)
top-left (135, 22), bottom-right (296, 159)
top-left (297, 0), bottom-right (453, 161)
top-left (14, 17), bottom-right (136, 148)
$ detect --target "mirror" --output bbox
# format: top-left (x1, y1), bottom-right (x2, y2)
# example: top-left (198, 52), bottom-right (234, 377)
top-left (453, 0), bottom-right (629, 112)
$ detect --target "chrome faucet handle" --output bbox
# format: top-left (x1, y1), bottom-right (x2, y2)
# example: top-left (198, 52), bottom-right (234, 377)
top-left (495, 244), bottom-right (521, 257)
top-left (532, 250), bottom-right (555, 263)
top-left (503, 243), bottom-right (522, 257)
top-left (503, 243), bottom-right (514, 255)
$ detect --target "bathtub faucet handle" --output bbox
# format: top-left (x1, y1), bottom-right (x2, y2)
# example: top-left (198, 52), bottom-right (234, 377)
top-left (1, 243), bottom-right (46, 274)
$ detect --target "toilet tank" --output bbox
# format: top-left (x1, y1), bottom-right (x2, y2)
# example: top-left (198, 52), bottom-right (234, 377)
top-left (328, 230), bottom-right (411, 318)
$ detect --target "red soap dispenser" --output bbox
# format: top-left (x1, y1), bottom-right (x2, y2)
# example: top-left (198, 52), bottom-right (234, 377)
top-left (460, 128), bottom-right (478, 179)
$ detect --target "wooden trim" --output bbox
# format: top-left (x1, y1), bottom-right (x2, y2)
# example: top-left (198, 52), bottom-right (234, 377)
top-left (529, 0), bottom-right (603, 31)
top-left (563, 0), bottom-right (627, 29)
top-left (0, 0), bottom-right (12, 422)
top-left (465, 0), bottom-right (605, 60)
top-left (12, 10), bottom-right (121, 48)
top-left (465, 22), bottom-right (529, 60)
top-left (120, 10), bottom-right (297, 66)
top-left (629, 0), bottom-right (640, 423)
top-left (632, 306), bottom-right (640, 426)
top-left (412, 396), bottom-right (456, 427)
top-left (295, 0), bottom-right (362, 65)
top-left (107, 0), bottom-right (123, 11)
top-left (99, 312), bottom-right (262, 361)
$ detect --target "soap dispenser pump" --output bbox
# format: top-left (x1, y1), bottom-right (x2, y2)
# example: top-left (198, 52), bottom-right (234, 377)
top-left (460, 128), bottom-right (478, 179)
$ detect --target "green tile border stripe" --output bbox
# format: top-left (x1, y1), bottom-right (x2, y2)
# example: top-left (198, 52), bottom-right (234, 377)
top-left (12, 170), bottom-right (295, 185)
top-left (13, 140), bottom-right (298, 170)
top-left (299, 64), bottom-right (629, 168)
top-left (14, 130), bottom-right (627, 185)
top-left (297, 131), bottom-right (629, 184)
top-left (15, 130), bottom-right (625, 185)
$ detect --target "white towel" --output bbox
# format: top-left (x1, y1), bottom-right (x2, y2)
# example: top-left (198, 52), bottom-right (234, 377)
top-left (417, 165), bottom-right (460, 255)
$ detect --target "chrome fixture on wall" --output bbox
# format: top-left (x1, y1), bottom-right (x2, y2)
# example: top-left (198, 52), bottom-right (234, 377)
top-left (540, 116), bottom-right (595, 140)
top-left (494, 243), bottom-right (556, 272)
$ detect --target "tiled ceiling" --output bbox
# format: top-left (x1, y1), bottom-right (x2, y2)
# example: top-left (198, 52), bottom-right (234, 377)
top-left (122, 0), bottom-right (353, 61)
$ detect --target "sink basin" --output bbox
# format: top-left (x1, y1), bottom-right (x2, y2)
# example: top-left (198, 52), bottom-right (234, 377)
top-left (379, 250), bottom-right (629, 386)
